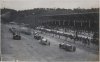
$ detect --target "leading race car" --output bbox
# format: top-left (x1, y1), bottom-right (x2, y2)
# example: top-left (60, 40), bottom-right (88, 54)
top-left (34, 34), bottom-right (42, 40)
top-left (13, 32), bottom-right (21, 40)
top-left (39, 38), bottom-right (50, 46)
top-left (59, 43), bottom-right (76, 52)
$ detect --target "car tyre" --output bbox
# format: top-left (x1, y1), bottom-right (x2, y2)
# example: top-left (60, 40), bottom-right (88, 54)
top-left (48, 42), bottom-right (50, 46)
top-left (59, 44), bottom-right (62, 48)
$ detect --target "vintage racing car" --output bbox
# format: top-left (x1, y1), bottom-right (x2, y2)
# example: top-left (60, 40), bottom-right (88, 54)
top-left (13, 32), bottom-right (21, 40)
top-left (39, 38), bottom-right (50, 46)
top-left (59, 43), bottom-right (76, 52)
top-left (34, 34), bottom-right (43, 40)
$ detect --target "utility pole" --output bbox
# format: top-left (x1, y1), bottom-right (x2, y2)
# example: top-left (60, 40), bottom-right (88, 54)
top-left (74, 20), bottom-right (76, 26)
top-left (59, 20), bottom-right (60, 26)
top-left (89, 20), bottom-right (91, 28)
top-left (68, 20), bottom-right (69, 26)
top-left (81, 21), bottom-right (83, 27)
top-left (63, 20), bottom-right (65, 26)
top-left (55, 20), bottom-right (56, 25)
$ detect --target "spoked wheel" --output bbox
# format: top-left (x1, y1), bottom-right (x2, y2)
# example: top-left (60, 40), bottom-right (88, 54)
top-left (48, 42), bottom-right (50, 46)
top-left (73, 47), bottom-right (76, 52)
top-left (59, 44), bottom-right (62, 48)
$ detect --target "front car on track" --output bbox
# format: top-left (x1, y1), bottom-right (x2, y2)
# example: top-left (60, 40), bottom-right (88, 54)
top-left (59, 43), bottom-right (76, 52)
top-left (39, 38), bottom-right (50, 46)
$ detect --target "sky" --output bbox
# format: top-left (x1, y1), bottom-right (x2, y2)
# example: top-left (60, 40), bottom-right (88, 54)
top-left (0, 0), bottom-right (99, 10)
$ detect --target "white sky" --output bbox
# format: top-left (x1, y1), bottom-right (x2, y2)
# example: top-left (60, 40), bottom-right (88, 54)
top-left (1, 0), bottom-right (99, 10)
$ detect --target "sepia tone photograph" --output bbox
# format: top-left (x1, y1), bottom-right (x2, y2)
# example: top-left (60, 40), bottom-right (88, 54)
top-left (0, 0), bottom-right (99, 62)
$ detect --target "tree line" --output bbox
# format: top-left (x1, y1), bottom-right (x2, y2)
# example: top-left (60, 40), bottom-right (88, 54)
top-left (1, 8), bottom-right (99, 24)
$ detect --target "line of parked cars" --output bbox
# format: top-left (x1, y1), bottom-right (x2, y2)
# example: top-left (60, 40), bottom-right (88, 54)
top-left (34, 33), bottom-right (76, 52)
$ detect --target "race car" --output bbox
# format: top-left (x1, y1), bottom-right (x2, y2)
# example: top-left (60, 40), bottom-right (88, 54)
top-left (13, 32), bottom-right (21, 40)
top-left (13, 34), bottom-right (21, 40)
top-left (59, 43), bottom-right (76, 52)
top-left (39, 38), bottom-right (50, 46)
top-left (34, 34), bottom-right (42, 40)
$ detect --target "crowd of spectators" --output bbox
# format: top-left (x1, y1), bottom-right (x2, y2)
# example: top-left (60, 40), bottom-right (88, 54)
top-left (37, 27), bottom-right (98, 46)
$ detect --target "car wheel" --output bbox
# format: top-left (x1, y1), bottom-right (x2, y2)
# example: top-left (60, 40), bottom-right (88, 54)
top-left (48, 42), bottom-right (50, 46)
top-left (59, 44), bottom-right (62, 48)
top-left (19, 36), bottom-right (21, 40)
top-left (73, 47), bottom-right (76, 52)
top-left (13, 37), bottom-right (14, 39)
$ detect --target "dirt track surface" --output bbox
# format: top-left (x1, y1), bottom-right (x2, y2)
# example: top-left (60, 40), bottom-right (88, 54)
top-left (1, 24), bottom-right (99, 61)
